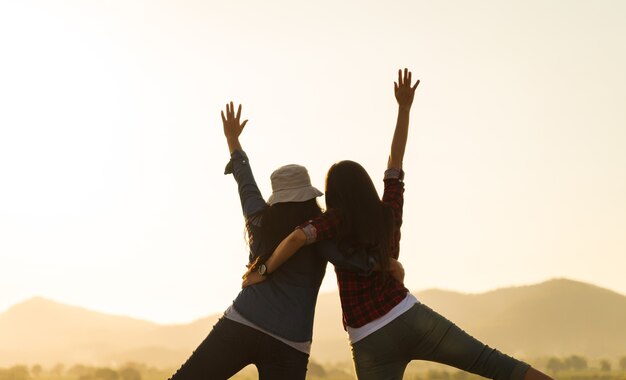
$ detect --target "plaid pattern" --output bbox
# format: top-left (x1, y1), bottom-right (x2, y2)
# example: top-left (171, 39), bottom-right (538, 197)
top-left (298, 169), bottom-right (408, 328)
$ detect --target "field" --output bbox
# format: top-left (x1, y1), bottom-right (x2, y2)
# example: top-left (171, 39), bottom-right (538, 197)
top-left (3, 355), bottom-right (626, 380)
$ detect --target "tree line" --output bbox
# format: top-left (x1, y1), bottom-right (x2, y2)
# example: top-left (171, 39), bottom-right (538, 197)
top-left (2, 356), bottom-right (626, 380)
top-left (0, 363), bottom-right (159, 380)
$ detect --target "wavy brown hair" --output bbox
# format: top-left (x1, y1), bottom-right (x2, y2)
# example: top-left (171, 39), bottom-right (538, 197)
top-left (324, 160), bottom-right (395, 275)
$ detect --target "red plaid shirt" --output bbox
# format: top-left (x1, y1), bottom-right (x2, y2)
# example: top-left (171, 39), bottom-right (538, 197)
top-left (299, 169), bottom-right (408, 328)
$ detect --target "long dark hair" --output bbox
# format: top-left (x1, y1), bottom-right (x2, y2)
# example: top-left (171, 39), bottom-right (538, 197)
top-left (324, 160), bottom-right (395, 274)
top-left (247, 199), bottom-right (322, 264)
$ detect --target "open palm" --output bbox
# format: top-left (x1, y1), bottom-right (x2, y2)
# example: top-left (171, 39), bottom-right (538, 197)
top-left (221, 102), bottom-right (248, 141)
top-left (394, 68), bottom-right (419, 109)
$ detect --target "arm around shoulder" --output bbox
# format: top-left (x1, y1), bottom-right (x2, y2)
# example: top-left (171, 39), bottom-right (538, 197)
top-left (265, 229), bottom-right (307, 274)
top-left (241, 228), bottom-right (308, 287)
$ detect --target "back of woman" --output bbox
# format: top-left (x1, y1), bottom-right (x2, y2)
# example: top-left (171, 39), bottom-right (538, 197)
top-left (318, 159), bottom-right (408, 328)
top-left (168, 105), bottom-right (322, 380)
top-left (232, 195), bottom-right (327, 342)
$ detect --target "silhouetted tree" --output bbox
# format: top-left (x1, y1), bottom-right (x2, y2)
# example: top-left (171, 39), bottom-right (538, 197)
top-left (307, 361), bottom-right (327, 378)
top-left (564, 355), bottom-right (587, 371)
top-left (118, 368), bottom-right (140, 380)
top-left (547, 357), bottom-right (564, 373)
top-left (620, 356), bottom-right (626, 371)
top-left (94, 368), bottom-right (118, 380)
top-left (50, 364), bottom-right (65, 378)
top-left (68, 365), bottom-right (91, 379)
top-left (599, 360), bottom-right (611, 371)
top-left (29, 366), bottom-right (41, 378)
top-left (0, 366), bottom-right (31, 380)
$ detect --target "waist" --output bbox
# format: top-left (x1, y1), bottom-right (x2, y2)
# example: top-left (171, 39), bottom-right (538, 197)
top-left (224, 305), bottom-right (312, 354)
top-left (233, 277), bottom-right (322, 341)
top-left (336, 270), bottom-right (409, 328)
top-left (347, 293), bottom-right (419, 343)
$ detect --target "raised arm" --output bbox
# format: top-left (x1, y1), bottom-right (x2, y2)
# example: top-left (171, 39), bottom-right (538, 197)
top-left (388, 68), bottom-right (419, 170)
top-left (222, 101), bottom-right (248, 154)
top-left (265, 229), bottom-right (306, 273)
top-left (221, 102), bottom-right (266, 254)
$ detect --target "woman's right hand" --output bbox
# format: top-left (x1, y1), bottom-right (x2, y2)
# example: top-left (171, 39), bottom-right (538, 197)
top-left (221, 102), bottom-right (248, 153)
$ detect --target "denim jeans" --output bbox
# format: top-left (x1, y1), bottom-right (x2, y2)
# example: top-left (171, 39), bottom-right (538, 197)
top-left (352, 303), bottom-right (530, 380)
top-left (169, 317), bottom-right (309, 380)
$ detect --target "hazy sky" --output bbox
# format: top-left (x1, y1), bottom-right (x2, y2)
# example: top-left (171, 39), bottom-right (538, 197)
top-left (1, 0), bottom-right (625, 324)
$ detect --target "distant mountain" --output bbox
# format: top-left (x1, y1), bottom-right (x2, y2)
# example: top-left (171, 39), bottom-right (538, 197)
top-left (311, 278), bottom-right (626, 362)
top-left (0, 297), bottom-right (218, 367)
top-left (1, 279), bottom-right (625, 367)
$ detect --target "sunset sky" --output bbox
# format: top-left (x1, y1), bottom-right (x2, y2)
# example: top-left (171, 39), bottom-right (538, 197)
top-left (1, 0), bottom-right (625, 324)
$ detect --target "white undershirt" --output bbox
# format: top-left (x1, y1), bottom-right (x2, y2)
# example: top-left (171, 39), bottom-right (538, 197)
top-left (223, 304), bottom-right (312, 354)
top-left (347, 293), bottom-right (419, 344)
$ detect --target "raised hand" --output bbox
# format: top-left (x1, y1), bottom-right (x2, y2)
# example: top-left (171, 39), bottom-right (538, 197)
top-left (221, 102), bottom-right (248, 153)
top-left (394, 68), bottom-right (420, 110)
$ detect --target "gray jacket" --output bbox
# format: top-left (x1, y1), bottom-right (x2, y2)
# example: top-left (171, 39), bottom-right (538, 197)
top-left (224, 149), bottom-right (373, 342)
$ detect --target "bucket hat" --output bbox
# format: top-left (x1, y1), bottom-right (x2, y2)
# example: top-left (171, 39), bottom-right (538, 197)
top-left (267, 164), bottom-right (323, 206)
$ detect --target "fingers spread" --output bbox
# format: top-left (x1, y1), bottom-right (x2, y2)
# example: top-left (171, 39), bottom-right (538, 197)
top-left (221, 110), bottom-right (226, 123)
top-left (236, 104), bottom-right (242, 121)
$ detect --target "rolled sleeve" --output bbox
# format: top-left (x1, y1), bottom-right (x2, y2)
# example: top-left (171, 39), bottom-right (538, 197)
top-left (224, 149), bottom-right (248, 175)
top-left (384, 167), bottom-right (404, 181)
top-left (224, 149), bottom-right (267, 221)
top-left (296, 209), bottom-right (342, 244)
top-left (300, 224), bottom-right (318, 245)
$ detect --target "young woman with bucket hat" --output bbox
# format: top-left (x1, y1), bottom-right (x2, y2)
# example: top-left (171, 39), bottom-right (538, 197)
top-left (168, 102), bottom-right (400, 380)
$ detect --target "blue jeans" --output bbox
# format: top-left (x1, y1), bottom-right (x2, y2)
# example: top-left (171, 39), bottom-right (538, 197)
top-left (169, 317), bottom-right (309, 380)
top-left (351, 303), bottom-right (530, 380)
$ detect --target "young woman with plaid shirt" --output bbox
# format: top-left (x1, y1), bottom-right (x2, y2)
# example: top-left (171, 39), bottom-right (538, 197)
top-left (243, 69), bottom-right (553, 380)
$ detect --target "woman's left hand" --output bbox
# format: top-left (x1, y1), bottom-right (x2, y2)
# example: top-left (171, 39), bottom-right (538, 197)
top-left (242, 270), bottom-right (267, 288)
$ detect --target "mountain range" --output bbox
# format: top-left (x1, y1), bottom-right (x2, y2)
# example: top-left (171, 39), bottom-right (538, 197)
top-left (1, 278), bottom-right (625, 367)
